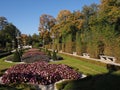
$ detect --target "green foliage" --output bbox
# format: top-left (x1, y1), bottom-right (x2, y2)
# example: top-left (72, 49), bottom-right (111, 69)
top-left (52, 50), bottom-right (57, 60)
top-left (13, 49), bottom-right (21, 62)
top-left (0, 21), bottom-right (20, 50)
top-left (46, 49), bottom-right (51, 57)
top-left (64, 34), bottom-right (73, 53)
top-left (32, 42), bottom-right (39, 48)
top-left (6, 42), bottom-right (12, 51)
top-left (41, 0), bottom-right (120, 62)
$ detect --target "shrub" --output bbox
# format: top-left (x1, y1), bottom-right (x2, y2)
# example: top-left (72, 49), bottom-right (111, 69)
top-left (13, 50), bottom-right (21, 62)
top-left (52, 50), bottom-right (57, 60)
top-left (46, 49), bottom-right (52, 59)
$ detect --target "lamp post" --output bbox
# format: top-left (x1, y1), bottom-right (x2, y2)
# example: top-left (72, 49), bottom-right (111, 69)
top-left (16, 31), bottom-right (22, 62)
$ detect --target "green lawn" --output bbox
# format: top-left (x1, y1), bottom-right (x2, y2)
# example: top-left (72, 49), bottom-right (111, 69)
top-left (0, 56), bottom-right (16, 70)
top-left (53, 54), bottom-right (120, 90)
top-left (0, 53), bottom-right (120, 90)
top-left (51, 54), bottom-right (108, 75)
top-left (0, 56), bottom-right (16, 76)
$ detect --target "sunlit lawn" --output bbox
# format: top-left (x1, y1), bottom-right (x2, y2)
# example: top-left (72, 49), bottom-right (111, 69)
top-left (0, 53), bottom-right (108, 75)
top-left (0, 57), bottom-right (15, 70)
top-left (53, 54), bottom-right (120, 90)
top-left (51, 54), bottom-right (108, 75)
top-left (0, 52), bottom-right (120, 90)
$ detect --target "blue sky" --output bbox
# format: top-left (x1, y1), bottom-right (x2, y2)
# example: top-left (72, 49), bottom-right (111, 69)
top-left (0, 0), bottom-right (100, 35)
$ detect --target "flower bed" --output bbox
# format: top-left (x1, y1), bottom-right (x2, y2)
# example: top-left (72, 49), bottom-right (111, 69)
top-left (2, 61), bottom-right (81, 85)
top-left (21, 48), bottom-right (50, 63)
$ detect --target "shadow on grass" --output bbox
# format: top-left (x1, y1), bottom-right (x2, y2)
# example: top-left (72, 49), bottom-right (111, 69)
top-left (0, 84), bottom-right (17, 90)
top-left (0, 83), bottom-right (37, 90)
top-left (57, 71), bottom-right (120, 90)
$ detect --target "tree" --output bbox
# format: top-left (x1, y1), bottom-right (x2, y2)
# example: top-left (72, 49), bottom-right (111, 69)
top-left (39, 14), bottom-right (56, 46)
top-left (21, 34), bottom-right (28, 46)
top-left (0, 17), bottom-right (21, 50)
top-left (0, 16), bottom-right (8, 30)
top-left (56, 10), bottom-right (71, 23)
top-left (26, 35), bottom-right (33, 45)
top-left (39, 14), bottom-right (56, 32)
top-left (99, 0), bottom-right (120, 33)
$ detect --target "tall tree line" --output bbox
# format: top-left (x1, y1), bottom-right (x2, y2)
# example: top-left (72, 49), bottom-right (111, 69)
top-left (39, 0), bottom-right (120, 62)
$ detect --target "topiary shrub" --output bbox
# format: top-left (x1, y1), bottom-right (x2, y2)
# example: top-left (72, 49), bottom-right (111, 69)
top-left (52, 50), bottom-right (57, 60)
top-left (13, 50), bottom-right (21, 62)
top-left (45, 49), bottom-right (52, 58)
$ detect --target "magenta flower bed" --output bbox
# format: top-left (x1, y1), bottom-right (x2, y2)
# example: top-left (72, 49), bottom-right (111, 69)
top-left (23, 49), bottom-right (45, 57)
top-left (2, 61), bottom-right (81, 85)
top-left (22, 49), bottom-right (50, 63)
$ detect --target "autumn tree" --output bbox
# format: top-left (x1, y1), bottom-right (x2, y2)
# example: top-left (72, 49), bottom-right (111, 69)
top-left (21, 34), bottom-right (28, 46)
top-left (56, 10), bottom-right (84, 53)
top-left (38, 0), bottom-right (120, 63)
top-left (39, 14), bottom-right (56, 32)
top-left (39, 14), bottom-right (56, 46)
top-left (56, 10), bottom-right (71, 23)
top-left (96, 0), bottom-right (120, 61)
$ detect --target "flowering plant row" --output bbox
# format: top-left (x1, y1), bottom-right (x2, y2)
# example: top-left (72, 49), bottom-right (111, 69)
top-left (21, 49), bottom-right (50, 63)
top-left (2, 61), bottom-right (81, 85)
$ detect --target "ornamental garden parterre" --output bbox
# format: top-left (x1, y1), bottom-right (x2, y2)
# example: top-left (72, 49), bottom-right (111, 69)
top-left (1, 48), bottom-right (82, 85)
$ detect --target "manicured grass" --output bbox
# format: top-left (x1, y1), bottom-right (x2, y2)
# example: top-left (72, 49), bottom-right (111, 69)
top-left (53, 54), bottom-right (120, 90)
top-left (0, 56), bottom-right (15, 70)
top-left (51, 54), bottom-right (108, 75)
top-left (0, 51), bottom-right (119, 90)
top-left (0, 55), bottom-right (16, 76)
